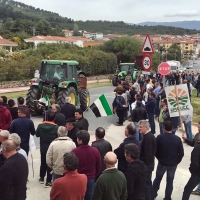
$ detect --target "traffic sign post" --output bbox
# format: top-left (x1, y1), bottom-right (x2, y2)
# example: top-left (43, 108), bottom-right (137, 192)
top-left (142, 54), bottom-right (152, 71)
top-left (141, 34), bottom-right (154, 54)
top-left (158, 62), bottom-right (171, 88)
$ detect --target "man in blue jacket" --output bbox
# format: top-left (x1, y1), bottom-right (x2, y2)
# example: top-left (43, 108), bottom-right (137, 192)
top-left (153, 120), bottom-right (184, 200)
top-left (9, 106), bottom-right (35, 156)
top-left (114, 123), bottom-right (140, 173)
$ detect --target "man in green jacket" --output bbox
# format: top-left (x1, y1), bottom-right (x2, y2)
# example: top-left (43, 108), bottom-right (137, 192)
top-left (92, 152), bottom-right (127, 200)
top-left (36, 112), bottom-right (59, 188)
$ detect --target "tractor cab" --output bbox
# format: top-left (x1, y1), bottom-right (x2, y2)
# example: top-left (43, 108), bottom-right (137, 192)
top-left (112, 63), bottom-right (137, 86)
top-left (39, 60), bottom-right (79, 83)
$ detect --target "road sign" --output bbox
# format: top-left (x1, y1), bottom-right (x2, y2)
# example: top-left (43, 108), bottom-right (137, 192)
top-left (142, 54), bottom-right (152, 71)
top-left (141, 34), bottom-right (154, 54)
top-left (158, 62), bottom-right (171, 75)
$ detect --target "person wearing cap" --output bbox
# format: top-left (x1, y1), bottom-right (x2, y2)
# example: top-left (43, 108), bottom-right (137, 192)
top-left (65, 117), bottom-right (79, 146)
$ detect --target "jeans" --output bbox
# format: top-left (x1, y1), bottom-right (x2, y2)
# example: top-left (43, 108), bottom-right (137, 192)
top-left (172, 128), bottom-right (177, 135)
top-left (159, 123), bottom-right (164, 134)
top-left (134, 122), bottom-right (139, 141)
top-left (182, 174), bottom-right (200, 200)
top-left (184, 122), bottom-right (193, 141)
top-left (85, 179), bottom-right (95, 200)
top-left (145, 163), bottom-right (154, 200)
top-left (197, 183), bottom-right (200, 191)
top-left (197, 88), bottom-right (200, 97)
top-left (153, 163), bottom-right (177, 200)
top-left (148, 113), bottom-right (155, 133)
top-left (40, 151), bottom-right (52, 183)
top-left (52, 173), bottom-right (62, 182)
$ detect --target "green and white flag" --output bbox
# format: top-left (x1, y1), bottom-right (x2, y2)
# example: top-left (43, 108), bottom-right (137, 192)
top-left (90, 94), bottom-right (113, 117)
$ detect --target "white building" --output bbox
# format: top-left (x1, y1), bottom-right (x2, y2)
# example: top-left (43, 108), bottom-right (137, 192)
top-left (24, 36), bottom-right (90, 48)
top-left (90, 33), bottom-right (103, 40)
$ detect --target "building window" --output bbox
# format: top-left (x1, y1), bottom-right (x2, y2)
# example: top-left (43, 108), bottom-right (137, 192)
top-left (185, 47), bottom-right (188, 49)
top-left (185, 43), bottom-right (188, 45)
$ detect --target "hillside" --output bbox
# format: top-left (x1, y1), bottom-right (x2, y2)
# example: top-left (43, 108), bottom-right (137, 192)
top-left (136, 21), bottom-right (200, 30)
top-left (0, 0), bottom-right (199, 39)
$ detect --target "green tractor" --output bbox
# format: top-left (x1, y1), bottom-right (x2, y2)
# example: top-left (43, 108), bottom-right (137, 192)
top-left (112, 63), bottom-right (137, 86)
top-left (26, 59), bottom-right (90, 115)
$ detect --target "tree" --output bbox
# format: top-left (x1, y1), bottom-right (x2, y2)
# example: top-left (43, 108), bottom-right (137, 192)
top-left (107, 36), bottom-right (142, 62)
top-left (36, 19), bottom-right (52, 35)
top-left (166, 44), bottom-right (181, 61)
top-left (73, 23), bottom-right (82, 36)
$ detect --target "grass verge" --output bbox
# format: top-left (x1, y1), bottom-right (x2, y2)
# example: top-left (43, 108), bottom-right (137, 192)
top-left (0, 81), bottom-right (111, 99)
top-left (191, 90), bottom-right (200, 124)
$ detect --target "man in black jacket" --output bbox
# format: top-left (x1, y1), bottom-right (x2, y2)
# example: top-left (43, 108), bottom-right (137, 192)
top-left (153, 120), bottom-right (184, 200)
top-left (139, 120), bottom-right (156, 200)
top-left (65, 117), bottom-right (79, 146)
top-left (61, 97), bottom-right (76, 120)
top-left (51, 104), bottom-right (66, 126)
top-left (92, 127), bottom-right (112, 177)
top-left (125, 143), bottom-right (146, 200)
top-left (114, 123), bottom-right (140, 173)
top-left (182, 136), bottom-right (200, 200)
top-left (132, 101), bottom-right (147, 141)
top-left (0, 139), bottom-right (28, 200)
top-left (75, 109), bottom-right (89, 131)
top-left (145, 92), bottom-right (156, 134)
top-left (182, 122), bottom-right (200, 195)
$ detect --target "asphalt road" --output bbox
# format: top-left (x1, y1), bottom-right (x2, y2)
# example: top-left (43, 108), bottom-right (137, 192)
top-left (31, 85), bottom-right (117, 147)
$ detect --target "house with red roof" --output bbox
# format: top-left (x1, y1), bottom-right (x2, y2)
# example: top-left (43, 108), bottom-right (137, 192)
top-left (0, 36), bottom-right (18, 52)
top-left (24, 36), bottom-right (90, 48)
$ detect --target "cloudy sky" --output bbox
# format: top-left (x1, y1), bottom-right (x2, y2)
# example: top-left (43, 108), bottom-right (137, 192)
top-left (18, 0), bottom-right (200, 23)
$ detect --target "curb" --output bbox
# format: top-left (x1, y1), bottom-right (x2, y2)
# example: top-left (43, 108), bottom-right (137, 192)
top-left (0, 79), bottom-right (110, 94)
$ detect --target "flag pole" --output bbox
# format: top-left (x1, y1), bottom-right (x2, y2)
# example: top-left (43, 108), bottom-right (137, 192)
top-left (174, 84), bottom-right (184, 137)
top-left (31, 153), bottom-right (34, 178)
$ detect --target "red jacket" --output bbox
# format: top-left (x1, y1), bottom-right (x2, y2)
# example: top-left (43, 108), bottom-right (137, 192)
top-left (50, 170), bottom-right (87, 200)
top-left (0, 106), bottom-right (12, 130)
top-left (72, 145), bottom-right (102, 179)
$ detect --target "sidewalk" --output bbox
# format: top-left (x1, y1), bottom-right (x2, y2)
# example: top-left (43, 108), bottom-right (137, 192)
top-left (0, 79), bottom-right (109, 94)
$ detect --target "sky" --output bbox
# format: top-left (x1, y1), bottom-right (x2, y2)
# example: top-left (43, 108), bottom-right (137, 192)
top-left (18, 0), bottom-right (200, 23)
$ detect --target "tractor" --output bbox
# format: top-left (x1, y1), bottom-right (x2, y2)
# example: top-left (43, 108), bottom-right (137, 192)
top-left (112, 63), bottom-right (137, 86)
top-left (26, 59), bottom-right (90, 115)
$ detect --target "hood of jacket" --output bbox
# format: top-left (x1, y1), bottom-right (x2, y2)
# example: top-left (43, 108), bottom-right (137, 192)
top-left (128, 160), bottom-right (147, 176)
top-left (0, 106), bottom-right (7, 113)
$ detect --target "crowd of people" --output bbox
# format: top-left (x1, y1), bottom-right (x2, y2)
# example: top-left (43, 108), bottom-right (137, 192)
top-left (0, 69), bottom-right (200, 200)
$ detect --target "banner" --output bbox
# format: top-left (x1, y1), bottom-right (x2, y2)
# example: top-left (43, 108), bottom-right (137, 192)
top-left (165, 84), bottom-right (193, 117)
top-left (29, 135), bottom-right (36, 153)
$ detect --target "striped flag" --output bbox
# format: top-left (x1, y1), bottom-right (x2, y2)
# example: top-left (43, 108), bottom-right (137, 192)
top-left (90, 94), bottom-right (113, 117)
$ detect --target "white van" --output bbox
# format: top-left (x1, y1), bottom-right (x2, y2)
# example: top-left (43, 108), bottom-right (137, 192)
top-left (167, 60), bottom-right (181, 72)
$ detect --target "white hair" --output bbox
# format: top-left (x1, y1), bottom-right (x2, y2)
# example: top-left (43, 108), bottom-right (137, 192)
top-left (58, 126), bottom-right (68, 137)
top-left (65, 97), bottom-right (71, 103)
top-left (138, 120), bottom-right (150, 129)
top-left (9, 133), bottom-right (21, 147)
top-left (0, 130), bottom-right (10, 139)
top-left (52, 104), bottom-right (61, 112)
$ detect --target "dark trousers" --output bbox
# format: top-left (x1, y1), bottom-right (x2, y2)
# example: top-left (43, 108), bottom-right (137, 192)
top-left (21, 144), bottom-right (29, 157)
top-left (153, 163), bottom-right (177, 200)
top-left (40, 151), bottom-right (52, 183)
top-left (85, 179), bottom-right (95, 200)
top-left (148, 113), bottom-right (155, 133)
top-left (182, 174), bottom-right (200, 200)
top-left (155, 98), bottom-right (160, 117)
top-left (145, 164), bottom-right (154, 200)
top-left (116, 109), bottom-right (124, 125)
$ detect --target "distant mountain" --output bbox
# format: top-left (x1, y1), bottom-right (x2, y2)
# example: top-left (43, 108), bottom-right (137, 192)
top-left (135, 21), bottom-right (200, 30)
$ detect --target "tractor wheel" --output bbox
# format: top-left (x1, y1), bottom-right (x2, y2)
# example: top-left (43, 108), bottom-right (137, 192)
top-left (26, 86), bottom-right (43, 116)
top-left (57, 87), bottom-right (77, 106)
top-left (80, 89), bottom-right (90, 111)
top-left (112, 75), bottom-right (118, 86)
top-left (125, 75), bottom-right (133, 83)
